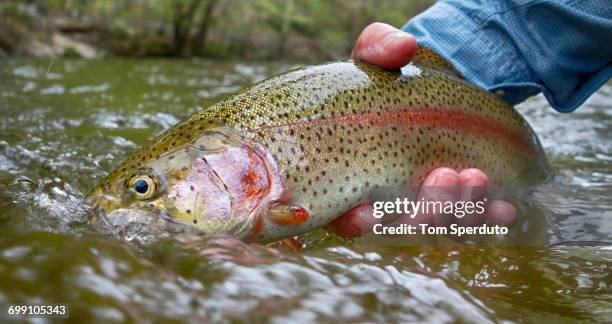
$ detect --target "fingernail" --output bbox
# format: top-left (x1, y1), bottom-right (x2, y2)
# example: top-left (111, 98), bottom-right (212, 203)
top-left (381, 31), bottom-right (410, 49)
top-left (463, 177), bottom-right (483, 187)
top-left (437, 173), bottom-right (459, 187)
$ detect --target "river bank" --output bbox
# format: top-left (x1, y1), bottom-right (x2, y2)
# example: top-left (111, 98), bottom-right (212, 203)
top-left (0, 0), bottom-right (434, 61)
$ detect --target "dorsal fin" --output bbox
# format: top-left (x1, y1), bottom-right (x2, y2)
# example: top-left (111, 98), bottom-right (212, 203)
top-left (413, 46), bottom-right (463, 78)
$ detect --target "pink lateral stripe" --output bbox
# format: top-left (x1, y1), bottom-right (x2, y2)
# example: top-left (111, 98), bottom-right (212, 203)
top-left (261, 108), bottom-right (536, 154)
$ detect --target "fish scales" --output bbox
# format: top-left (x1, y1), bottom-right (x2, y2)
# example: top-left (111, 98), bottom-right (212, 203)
top-left (89, 49), bottom-right (548, 242)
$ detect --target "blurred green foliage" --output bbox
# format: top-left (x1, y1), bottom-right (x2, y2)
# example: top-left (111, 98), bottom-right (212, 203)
top-left (0, 0), bottom-right (434, 60)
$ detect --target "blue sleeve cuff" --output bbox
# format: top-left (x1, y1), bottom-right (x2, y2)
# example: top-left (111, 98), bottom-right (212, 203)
top-left (402, 0), bottom-right (612, 112)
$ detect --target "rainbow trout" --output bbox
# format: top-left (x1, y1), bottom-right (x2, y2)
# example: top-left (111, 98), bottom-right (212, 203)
top-left (87, 48), bottom-right (548, 242)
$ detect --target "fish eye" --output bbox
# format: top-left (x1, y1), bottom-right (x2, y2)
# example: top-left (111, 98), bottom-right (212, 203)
top-left (128, 175), bottom-right (156, 199)
top-left (134, 179), bottom-right (148, 193)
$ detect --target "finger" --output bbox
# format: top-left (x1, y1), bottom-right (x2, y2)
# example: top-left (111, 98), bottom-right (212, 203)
top-left (422, 167), bottom-right (461, 187)
top-left (327, 204), bottom-right (376, 238)
top-left (458, 168), bottom-right (488, 201)
top-left (486, 200), bottom-right (517, 225)
top-left (351, 22), bottom-right (417, 69)
top-left (456, 168), bottom-right (489, 226)
top-left (410, 167), bottom-right (461, 227)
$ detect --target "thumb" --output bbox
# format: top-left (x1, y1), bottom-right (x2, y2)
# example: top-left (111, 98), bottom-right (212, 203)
top-left (351, 22), bottom-right (417, 70)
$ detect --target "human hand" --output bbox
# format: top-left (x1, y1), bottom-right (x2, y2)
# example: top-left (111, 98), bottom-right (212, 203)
top-left (328, 167), bottom-right (517, 238)
top-left (328, 23), bottom-right (517, 238)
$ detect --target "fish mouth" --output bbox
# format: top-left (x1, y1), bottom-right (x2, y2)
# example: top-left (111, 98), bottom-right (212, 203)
top-left (84, 187), bottom-right (191, 236)
top-left (88, 198), bottom-right (200, 239)
top-left (85, 186), bottom-right (123, 215)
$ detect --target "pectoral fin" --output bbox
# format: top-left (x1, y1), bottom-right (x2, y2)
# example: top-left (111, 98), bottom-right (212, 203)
top-left (265, 204), bottom-right (309, 225)
top-left (267, 237), bottom-right (303, 251)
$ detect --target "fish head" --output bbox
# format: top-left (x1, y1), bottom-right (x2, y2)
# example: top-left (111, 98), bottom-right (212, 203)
top-left (87, 127), bottom-right (279, 238)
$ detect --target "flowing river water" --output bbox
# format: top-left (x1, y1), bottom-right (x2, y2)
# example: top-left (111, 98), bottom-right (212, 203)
top-left (0, 58), bottom-right (610, 323)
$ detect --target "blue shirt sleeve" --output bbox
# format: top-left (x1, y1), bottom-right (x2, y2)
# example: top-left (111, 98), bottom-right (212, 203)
top-left (402, 0), bottom-right (612, 112)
